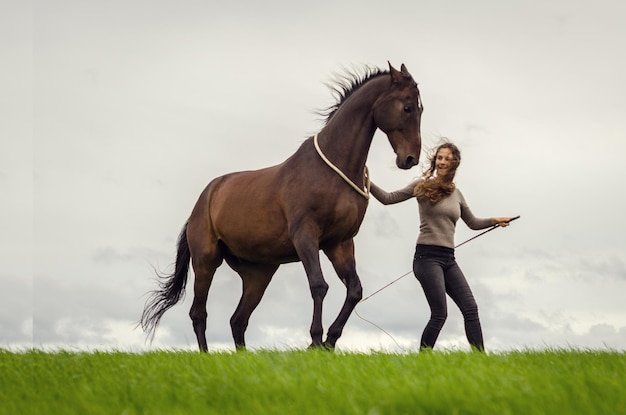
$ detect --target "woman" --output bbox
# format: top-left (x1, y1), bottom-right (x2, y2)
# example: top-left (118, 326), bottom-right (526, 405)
top-left (370, 142), bottom-right (514, 351)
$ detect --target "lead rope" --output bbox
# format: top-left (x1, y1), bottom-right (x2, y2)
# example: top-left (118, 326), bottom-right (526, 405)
top-left (354, 270), bottom-right (413, 350)
top-left (314, 133), bottom-right (370, 199)
top-left (354, 216), bottom-right (520, 350)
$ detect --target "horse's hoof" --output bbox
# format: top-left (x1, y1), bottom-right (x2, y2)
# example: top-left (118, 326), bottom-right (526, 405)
top-left (307, 342), bottom-right (335, 351)
top-left (322, 341), bottom-right (335, 351)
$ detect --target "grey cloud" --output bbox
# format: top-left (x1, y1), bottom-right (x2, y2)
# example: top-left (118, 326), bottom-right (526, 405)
top-left (0, 317), bottom-right (32, 347)
top-left (0, 275), bottom-right (33, 346)
top-left (579, 255), bottom-right (626, 281)
top-left (371, 211), bottom-right (403, 239)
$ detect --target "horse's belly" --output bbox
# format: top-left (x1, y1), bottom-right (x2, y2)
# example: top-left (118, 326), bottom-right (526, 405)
top-left (221, 236), bottom-right (299, 264)
top-left (214, 212), bottom-right (297, 264)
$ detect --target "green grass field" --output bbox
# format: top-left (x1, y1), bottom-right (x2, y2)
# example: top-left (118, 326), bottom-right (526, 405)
top-left (2, 348), bottom-right (624, 414)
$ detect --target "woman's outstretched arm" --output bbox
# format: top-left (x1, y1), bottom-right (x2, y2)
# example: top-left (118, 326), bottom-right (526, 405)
top-left (370, 180), bottom-right (419, 205)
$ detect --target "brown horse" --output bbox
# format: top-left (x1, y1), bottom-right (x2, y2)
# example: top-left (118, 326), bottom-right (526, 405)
top-left (140, 62), bottom-right (423, 351)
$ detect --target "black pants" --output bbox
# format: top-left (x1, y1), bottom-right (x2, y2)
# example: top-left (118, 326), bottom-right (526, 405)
top-left (413, 244), bottom-right (484, 351)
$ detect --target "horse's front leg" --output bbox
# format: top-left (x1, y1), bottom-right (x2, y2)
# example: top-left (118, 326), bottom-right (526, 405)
top-left (291, 229), bottom-right (328, 348)
top-left (323, 239), bottom-right (363, 348)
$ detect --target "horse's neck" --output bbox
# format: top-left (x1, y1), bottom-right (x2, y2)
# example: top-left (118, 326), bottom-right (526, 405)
top-left (316, 128), bottom-right (373, 186)
top-left (317, 80), bottom-right (385, 181)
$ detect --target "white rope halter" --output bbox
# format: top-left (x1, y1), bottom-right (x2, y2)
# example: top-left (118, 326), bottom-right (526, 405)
top-left (313, 133), bottom-right (371, 200)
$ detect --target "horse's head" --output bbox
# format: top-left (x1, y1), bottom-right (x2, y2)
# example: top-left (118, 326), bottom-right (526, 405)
top-left (373, 62), bottom-right (423, 169)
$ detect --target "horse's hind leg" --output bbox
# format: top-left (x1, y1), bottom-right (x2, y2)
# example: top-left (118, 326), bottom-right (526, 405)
top-left (323, 239), bottom-right (363, 348)
top-left (189, 248), bottom-right (222, 352)
top-left (228, 262), bottom-right (278, 350)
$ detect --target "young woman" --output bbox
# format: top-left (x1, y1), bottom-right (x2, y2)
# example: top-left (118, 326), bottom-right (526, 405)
top-left (370, 142), bottom-right (514, 351)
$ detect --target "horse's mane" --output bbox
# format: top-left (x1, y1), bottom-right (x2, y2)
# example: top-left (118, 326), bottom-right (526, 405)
top-left (319, 66), bottom-right (389, 125)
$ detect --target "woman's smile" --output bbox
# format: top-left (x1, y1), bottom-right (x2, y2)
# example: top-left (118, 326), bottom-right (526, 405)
top-left (435, 147), bottom-right (454, 176)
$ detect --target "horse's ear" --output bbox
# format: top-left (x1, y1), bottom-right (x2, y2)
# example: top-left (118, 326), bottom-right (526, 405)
top-left (388, 61), bottom-right (403, 84)
top-left (389, 61), bottom-right (412, 83)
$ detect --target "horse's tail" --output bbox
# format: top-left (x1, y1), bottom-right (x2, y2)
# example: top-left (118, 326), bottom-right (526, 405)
top-left (140, 222), bottom-right (191, 342)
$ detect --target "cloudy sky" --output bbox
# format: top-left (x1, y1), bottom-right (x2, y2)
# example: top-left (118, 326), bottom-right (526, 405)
top-left (2, 0), bottom-right (625, 353)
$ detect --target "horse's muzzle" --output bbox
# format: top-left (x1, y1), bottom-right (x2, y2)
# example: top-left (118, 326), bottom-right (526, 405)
top-left (396, 154), bottom-right (419, 170)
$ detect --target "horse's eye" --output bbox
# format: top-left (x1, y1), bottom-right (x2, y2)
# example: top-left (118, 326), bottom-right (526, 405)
top-left (403, 105), bottom-right (412, 113)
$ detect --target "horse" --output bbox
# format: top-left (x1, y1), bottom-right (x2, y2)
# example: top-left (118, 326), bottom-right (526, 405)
top-left (140, 62), bottom-right (423, 351)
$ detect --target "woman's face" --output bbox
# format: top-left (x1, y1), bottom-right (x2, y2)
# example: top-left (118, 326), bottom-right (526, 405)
top-left (435, 147), bottom-right (456, 177)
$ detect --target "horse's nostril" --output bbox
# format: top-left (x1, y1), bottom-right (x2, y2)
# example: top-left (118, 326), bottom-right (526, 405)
top-left (397, 154), bottom-right (418, 170)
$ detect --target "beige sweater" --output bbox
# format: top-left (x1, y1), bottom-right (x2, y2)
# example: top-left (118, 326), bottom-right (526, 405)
top-left (370, 180), bottom-right (493, 249)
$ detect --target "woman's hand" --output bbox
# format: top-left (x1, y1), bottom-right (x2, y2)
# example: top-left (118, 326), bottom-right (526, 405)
top-left (492, 217), bottom-right (516, 227)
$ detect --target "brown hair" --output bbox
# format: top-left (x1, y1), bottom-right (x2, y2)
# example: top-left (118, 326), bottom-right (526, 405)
top-left (413, 142), bottom-right (461, 204)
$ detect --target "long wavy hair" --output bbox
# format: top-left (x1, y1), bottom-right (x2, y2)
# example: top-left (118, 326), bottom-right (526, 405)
top-left (414, 142), bottom-right (461, 204)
